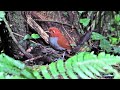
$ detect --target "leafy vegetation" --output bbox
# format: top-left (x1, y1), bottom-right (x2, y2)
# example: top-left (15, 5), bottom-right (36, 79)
top-left (23, 34), bottom-right (40, 40)
top-left (0, 11), bottom-right (120, 79)
top-left (80, 18), bottom-right (90, 27)
top-left (0, 11), bottom-right (5, 21)
top-left (91, 31), bottom-right (120, 53)
top-left (0, 52), bottom-right (120, 79)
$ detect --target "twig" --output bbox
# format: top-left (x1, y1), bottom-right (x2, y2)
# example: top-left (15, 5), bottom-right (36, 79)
top-left (24, 55), bottom-right (42, 63)
top-left (26, 15), bottom-right (49, 44)
top-left (3, 17), bottom-right (33, 59)
top-left (13, 32), bottom-right (24, 38)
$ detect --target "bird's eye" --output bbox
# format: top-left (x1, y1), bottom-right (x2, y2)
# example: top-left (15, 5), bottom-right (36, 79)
top-left (51, 30), bottom-right (55, 33)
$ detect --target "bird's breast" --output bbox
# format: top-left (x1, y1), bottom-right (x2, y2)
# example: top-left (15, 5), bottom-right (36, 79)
top-left (49, 37), bottom-right (65, 51)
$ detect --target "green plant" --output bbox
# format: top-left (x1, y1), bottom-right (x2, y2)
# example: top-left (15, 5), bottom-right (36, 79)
top-left (91, 32), bottom-right (120, 53)
top-left (37, 52), bottom-right (120, 79)
top-left (23, 33), bottom-right (40, 40)
top-left (0, 11), bottom-right (5, 21)
top-left (63, 12), bottom-right (68, 16)
top-left (0, 11), bottom-right (5, 25)
top-left (113, 46), bottom-right (120, 54)
top-left (0, 52), bottom-right (120, 79)
top-left (79, 18), bottom-right (90, 27)
top-left (1, 11), bottom-right (120, 79)
top-left (78, 11), bottom-right (85, 14)
top-left (91, 32), bottom-right (112, 53)
top-left (114, 14), bottom-right (120, 24)
top-left (31, 34), bottom-right (40, 39)
top-left (0, 53), bottom-right (38, 79)
top-left (23, 34), bottom-right (32, 40)
top-left (109, 37), bottom-right (119, 45)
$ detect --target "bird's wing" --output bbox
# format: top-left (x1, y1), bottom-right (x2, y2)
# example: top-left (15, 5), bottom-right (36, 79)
top-left (57, 35), bottom-right (71, 50)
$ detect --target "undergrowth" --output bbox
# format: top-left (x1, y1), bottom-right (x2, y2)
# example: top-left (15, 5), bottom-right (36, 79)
top-left (0, 52), bottom-right (120, 79)
top-left (1, 11), bottom-right (120, 79)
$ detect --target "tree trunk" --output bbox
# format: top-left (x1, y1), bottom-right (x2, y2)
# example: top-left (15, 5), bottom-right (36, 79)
top-left (7, 11), bottom-right (29, 59)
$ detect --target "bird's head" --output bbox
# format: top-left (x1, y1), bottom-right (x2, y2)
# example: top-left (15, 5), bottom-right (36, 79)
top-left (48, 27), bottom-right (62, 37)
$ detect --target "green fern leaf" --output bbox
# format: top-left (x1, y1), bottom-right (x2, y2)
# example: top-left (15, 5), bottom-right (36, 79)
top-left (0, 53), bottom-right (25, 69)
top-left (0, 72), bottom-right (5, 79)
top-left (49, 62), bottom-right (59, 79)
top-left (86, 65), bottom-right (101, 77)
top-left (40, 66), bottom-right (52, 79)
top-left (21, 69), bottom-right (35, 79)
top-left (79, 65), bottom-right (95, 79)
top-left (57, 60), bottom-right (66, 73)
top-left (1, 51), bottom-right (120, 79)
top-left (33, 70), bottom-right (42, 79)
top-left (73, 66), bottom-right (90, 79)
top-left (0, 62), bottom-right (21, 75)
top-left (66, 70), bottom-right (78, 79)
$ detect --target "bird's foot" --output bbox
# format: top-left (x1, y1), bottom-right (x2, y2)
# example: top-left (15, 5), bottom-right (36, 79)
top-left (53, 52), bottom-right (66, 62)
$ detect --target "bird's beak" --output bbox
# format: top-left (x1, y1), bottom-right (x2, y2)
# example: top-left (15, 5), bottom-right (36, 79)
top-left (45, 31), bottom-right (50, 34)
top-left (45, 31), bottom-right (49, 33)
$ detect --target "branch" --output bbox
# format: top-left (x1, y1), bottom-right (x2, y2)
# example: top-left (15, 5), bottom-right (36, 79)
top-left (26, 15), bottom-right (49, 44)
top-left (24, 55), bottom-right (42, 62)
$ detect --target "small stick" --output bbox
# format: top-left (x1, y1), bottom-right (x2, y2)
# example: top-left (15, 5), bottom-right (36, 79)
top-left (24, 55), bottom-right (42, 63)
top-left (26, 15), bottom-right (49, 44)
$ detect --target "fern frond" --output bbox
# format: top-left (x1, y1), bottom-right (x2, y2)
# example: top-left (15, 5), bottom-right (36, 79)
top-left (38, 52), bottom-right (120, 79)
top-left (0, 52), bottom-right (120, 79)
top-left (0, 53), bottom-right (36, 79)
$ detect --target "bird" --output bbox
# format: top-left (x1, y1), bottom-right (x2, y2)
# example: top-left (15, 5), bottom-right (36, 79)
top-left (48, 27), bottom-right (72, 52)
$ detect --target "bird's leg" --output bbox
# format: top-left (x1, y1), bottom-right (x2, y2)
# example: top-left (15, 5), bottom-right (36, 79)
top-left (53, 51), bottom-right (66, 62)
top-left (61, 51), bottom-right (66, 60)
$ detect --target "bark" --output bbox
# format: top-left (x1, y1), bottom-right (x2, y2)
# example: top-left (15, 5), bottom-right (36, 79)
top-left (7, 11), bottom-right (29, 59)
